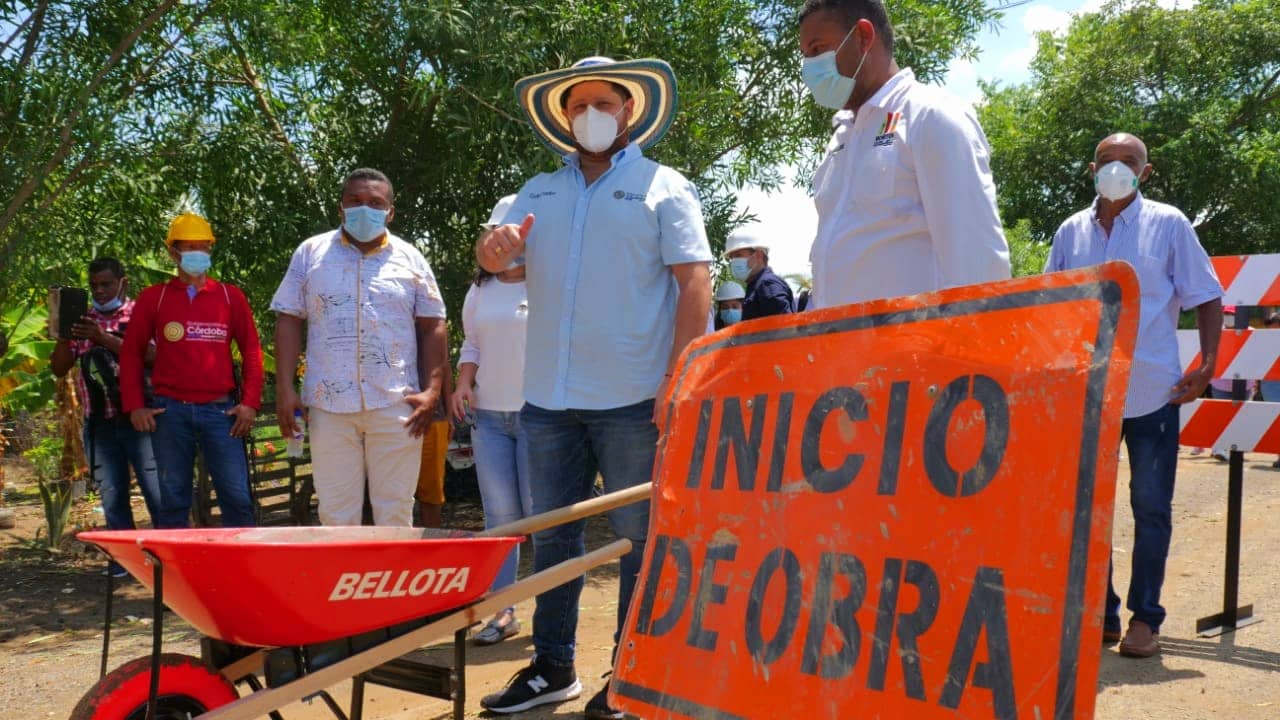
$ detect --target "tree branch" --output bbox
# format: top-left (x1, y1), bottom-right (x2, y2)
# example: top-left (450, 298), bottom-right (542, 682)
top-left (1227, 66), bottom-right (1280, 131)
top-left (13, 0), bottom-right (48, 76)
top-left (0, 0), bottom-right (183, 245)
top-left (456, 84), bottom-right (522, 124)
top-left (220, 16), bottom-right (307, 173)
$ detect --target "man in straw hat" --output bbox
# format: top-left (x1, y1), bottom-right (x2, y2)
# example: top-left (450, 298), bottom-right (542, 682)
top-left (119, 212), bottom-right (262, 528)
top-left (476, 56), bottom-right (712, 718)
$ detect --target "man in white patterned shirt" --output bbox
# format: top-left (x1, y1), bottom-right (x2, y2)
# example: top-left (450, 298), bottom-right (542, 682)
top-left (272, 168), bottom-right (448, 527)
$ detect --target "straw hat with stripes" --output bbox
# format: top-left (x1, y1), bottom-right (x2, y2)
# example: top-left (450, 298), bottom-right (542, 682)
top-left (514, 56), bottom-right (678, 156)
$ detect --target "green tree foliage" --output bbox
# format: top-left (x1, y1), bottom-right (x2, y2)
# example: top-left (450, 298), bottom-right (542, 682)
top-left (1005, 219), bottom-right (1048, 277)
top-left (2, 0), bottom-right (1002, 396)
top-left (980, 0), bottom-right (1280, 254)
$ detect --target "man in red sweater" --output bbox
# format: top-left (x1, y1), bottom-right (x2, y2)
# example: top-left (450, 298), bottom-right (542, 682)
top-left (119, 213), bottom-right (263, 528)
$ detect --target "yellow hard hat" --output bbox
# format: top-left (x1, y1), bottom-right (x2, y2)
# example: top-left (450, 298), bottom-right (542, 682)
top-left (166, 213), bottom-right (215, 246)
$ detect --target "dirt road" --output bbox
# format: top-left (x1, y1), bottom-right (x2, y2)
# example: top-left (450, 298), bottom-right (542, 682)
top-left (2, 452), bottom-right (1278, 718)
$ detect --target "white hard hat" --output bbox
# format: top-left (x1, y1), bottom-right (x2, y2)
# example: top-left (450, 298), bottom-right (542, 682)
top-left (484, 194), bottom-right (518, 228)
top-left (714, 282), bottom-right (746, 302)
top-left (723, 227), bottom-right (769, 258)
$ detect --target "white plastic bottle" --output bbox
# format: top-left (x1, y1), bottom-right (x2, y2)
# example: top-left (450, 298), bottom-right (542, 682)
top-left (286, 409), bottom-right (306, 458)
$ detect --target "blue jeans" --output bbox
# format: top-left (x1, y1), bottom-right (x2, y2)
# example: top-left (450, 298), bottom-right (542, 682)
top-left (150, 396), bottom-right (256, 528)
top-left (1107, 403), bottom-right (1178, 633)
top-left (522, 400), bottom-right (655, 667)
top-left (472, 409), bottom-right (534, 604)
top-left (83, 417), bottom-right (162, 530)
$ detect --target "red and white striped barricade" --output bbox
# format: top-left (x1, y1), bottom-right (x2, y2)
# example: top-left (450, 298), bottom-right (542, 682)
top-left (1174, 253), bottom-right (1279, 636)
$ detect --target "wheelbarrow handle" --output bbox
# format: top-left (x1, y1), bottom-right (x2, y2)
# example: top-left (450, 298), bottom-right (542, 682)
top-left (476, 482), bottom-right (652, 538)
top-left (197, 538), bottom-right (632, 720)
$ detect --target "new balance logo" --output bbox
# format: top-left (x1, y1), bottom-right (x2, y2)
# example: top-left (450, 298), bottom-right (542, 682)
top-left (527, 675), bottom-right (549, 693)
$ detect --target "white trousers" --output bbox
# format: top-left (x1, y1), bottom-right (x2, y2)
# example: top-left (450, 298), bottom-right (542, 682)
top-left (309, 403), bottom-right (423, 526)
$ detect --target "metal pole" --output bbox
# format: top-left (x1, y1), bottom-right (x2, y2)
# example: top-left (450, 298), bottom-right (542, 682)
top-left (1225, 307), bottom-right (1250, 631)
top-left (143, 549), bottom-right (165, 720)
top-left (1198, 305), bottom-right (1259, 636)
top-left (100, 554), bottom-right (113, 679)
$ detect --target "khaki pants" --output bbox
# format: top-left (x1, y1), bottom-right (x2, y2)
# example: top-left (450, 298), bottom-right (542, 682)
top-left (309, 403), bottom-right (422, 526)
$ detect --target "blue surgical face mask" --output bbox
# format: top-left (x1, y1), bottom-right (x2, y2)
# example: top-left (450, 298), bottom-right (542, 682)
top-left (343, 205), bottom-right (389, 243)
top-left (92, 296), bottom-right (124, 313)
top-left (719, 308), bottom-right (743, 325)
top-left (801, 25), bottom-right (869, 110)
top-left (179, 250), bottom-right (211, 276)
top-left (729, 257), bottom-right (752, 282)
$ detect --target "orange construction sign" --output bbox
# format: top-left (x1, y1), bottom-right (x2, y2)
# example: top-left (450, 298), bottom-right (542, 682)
top-left (612, 262), bottom-right (1139, 720)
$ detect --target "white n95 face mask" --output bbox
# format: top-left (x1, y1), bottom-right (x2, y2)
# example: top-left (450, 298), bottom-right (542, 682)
top-left (572, 105), bottom-right (624, 153)
top-left (1095, 161), bottom-right (1139, 201)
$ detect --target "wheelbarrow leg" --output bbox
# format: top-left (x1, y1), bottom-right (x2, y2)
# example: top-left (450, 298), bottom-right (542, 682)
top-left (143, 549), bottom-right (165, 720)
top-left (100, 551), bottom-right (114, 679)
top-left (453, 629), bottom-right (466, 720)
top-left (349, 675), bottom-right (365, 720)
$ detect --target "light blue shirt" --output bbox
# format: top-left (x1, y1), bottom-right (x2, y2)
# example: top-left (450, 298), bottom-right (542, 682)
top-left (1046, 193), bottom-right (1222, 418)
top-left (503, 143), bottom-right (711, 410)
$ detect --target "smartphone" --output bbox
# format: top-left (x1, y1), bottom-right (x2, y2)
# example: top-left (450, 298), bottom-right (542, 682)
top-left (48, 286), bottom-right (89, 339)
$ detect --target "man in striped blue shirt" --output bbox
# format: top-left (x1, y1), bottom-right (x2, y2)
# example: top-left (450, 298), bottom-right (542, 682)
top-left (1046, 132), bottom-right (1223, 659)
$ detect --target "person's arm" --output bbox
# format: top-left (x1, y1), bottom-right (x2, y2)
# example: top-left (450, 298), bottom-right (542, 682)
top-left (121, 288), bottom-right (163, 431)
top-left (452, 362), bottom-right (478, 422)
top-left (269, 245), bottom-right (309, 437)
top-left (653, 173), bottom-right (714, 425)
top-left (915, 105), bottom-right (1011, 288)
top-left (476, 216), bottom-right (534, 273)
top-left (657, 262), bottom-right (711, 425)
top-left (451, 286), bottom-right (480, 421)
top-left (1172, 298), bottom-right (1223, 404)
top-left (1170, 215), bottom-right (1225, 404)
top-left (274, 313), bottom-right (305, 437)
top-left (226, 287), bottom-right (262, 437)
top-left (50, 339), bottom-right (75, 377)
top-left (405, 317), bottom-right (447, 437)
top-left (52, 316), bottom-right (122, 376)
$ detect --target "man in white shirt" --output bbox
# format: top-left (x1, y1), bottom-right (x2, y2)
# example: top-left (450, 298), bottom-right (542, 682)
top-left (797, 0), bottom-right (1010, 307)
top-left (1046, 132), bottom-right (1223, 658)
top-left (272, 168), bottom-right (449, 527)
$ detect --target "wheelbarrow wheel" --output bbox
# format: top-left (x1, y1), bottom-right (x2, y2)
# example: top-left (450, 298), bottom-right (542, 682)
top-left (69, 653), bottom-right (238, 720)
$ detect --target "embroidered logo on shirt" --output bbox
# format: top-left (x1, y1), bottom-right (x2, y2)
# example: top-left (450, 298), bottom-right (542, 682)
top-left (613, 190), bottom-right (647, 201)
top-left (163, 321), bottom-right (185, 342)
top-left (873, 111), bottom-right (903, 147)
top-left (529, 191), bottom-right (557, 199)
top-left (183, 322), bottom-right (230, 343)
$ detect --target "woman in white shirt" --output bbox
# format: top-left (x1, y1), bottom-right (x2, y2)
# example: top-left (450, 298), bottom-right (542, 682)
top-left (451, 260), bottom-right (531, 645)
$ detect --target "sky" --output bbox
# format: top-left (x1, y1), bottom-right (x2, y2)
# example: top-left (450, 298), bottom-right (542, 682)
top-left (744, 0), bottom-right (1188, 279)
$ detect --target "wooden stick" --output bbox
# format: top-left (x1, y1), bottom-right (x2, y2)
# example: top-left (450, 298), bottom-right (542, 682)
top-left (198, 539), bottom-right (632, 720)
top-left (217, 649), bottom-right (266, 684)
top-left (477, 483), bottom-right (652, 538)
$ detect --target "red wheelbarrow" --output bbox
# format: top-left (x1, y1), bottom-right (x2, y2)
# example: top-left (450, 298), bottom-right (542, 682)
top-left (70, 485), bottom-right (649, 720)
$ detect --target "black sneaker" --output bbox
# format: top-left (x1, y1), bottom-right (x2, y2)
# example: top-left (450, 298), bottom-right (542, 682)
top-left (480, 658), bottom-right (581, 714)
top-left (585, 683), bottom-right (624, 720)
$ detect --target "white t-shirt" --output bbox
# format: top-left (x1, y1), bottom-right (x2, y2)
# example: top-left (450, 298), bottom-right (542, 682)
top-left (458, 278), bottom-right (528, 412)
